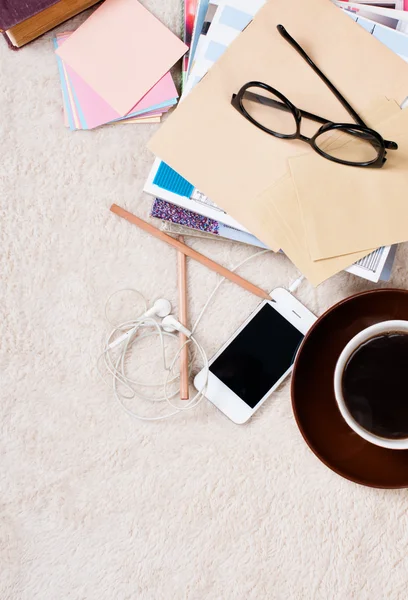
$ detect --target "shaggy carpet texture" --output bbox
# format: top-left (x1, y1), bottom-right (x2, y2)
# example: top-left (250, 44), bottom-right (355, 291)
top-left (2, 3), bottom-right (408, 599)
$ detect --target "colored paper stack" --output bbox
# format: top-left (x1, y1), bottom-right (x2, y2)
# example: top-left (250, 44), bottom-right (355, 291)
top-left (53, 0), bottom-right (188, 130)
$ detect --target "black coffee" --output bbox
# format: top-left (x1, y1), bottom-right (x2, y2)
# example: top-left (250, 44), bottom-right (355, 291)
top-left (342, 332), bottom-right (408, 440)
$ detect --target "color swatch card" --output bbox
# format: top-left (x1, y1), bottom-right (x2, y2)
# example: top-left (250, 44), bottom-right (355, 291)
top-left (55, 0), bottom-right (188, 116)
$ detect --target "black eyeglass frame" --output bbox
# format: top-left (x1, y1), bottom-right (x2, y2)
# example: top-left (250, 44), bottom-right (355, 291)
top-left (231, 25), bottom-right (398, 169)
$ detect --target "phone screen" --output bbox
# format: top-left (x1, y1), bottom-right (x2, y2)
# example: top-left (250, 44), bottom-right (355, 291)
top-left (209, 303), bottom-right (304, 408)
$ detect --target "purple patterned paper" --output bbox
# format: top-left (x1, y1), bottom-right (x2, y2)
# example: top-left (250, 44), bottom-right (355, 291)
top-left (151, 199), bottom-right (220, 235)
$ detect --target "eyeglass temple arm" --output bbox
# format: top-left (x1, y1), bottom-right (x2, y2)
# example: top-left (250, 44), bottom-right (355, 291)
top-left (276, 25), bottom-right (397, 150)
top-left (277, 25), bottom-right (366, 126)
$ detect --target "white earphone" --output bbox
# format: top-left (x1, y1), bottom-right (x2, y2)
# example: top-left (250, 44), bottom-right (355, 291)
top-left (98, 290), bottom-right (209, 421)
top-left (143, 298), bottom-right (172, 319)
top-left (143, 300), bottom-right (191, 337)
top-left (99, 247), bottom-right (302, 423)
top-left (161, 315), bottom-right (192, 338)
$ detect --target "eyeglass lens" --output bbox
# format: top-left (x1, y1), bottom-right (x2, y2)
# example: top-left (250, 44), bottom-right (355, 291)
top-left (240, 86), bottom-right (297, 136)
top-left (314, 126), bottom-right (381, 163)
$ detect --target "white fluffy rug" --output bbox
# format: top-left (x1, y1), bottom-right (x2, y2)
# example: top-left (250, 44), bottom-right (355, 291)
top-left (2, 3), bottom-right (408, 599)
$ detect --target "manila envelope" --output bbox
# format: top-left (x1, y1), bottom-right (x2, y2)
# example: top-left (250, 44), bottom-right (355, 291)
top-left (256, 174), bottom-right (371, 286)
top-left (289, 106), bottom-right (408, 260)
top-left (148, 0), bottom-right (408, 253)
top-left (254, 98), bottom-right (401, 286)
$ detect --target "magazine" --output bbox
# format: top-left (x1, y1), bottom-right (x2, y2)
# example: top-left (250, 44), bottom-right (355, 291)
top-left (182, 0), bottom-right (198, 86)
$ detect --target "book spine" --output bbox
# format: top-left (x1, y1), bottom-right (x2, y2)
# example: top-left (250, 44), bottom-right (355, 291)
top-left (2, 31), bottom-right (19, 50)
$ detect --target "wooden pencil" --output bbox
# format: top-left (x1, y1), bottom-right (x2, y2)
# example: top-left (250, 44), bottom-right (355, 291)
top-left (110, 204), bottom-right (270, 301)
top-left (177, 237), bottom-right (189, 400)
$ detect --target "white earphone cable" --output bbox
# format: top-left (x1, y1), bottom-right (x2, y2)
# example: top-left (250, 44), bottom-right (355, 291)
top-left (99, 248), bottom-right (303, 421)
top-left (192, 249), bottom-right (270, 333)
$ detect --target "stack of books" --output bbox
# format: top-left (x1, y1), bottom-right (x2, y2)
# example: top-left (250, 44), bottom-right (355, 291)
top-left (144, 0), bottom-right (408, 284)
top-left (52, 0), bottom-right (187, 130)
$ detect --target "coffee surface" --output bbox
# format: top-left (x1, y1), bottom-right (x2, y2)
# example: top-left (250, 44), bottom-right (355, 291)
top-left (342, 332), bottom-right (408, 440)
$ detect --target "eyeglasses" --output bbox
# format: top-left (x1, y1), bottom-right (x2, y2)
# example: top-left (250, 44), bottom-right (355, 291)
top-left (231, 25), bottom-right (398, 168)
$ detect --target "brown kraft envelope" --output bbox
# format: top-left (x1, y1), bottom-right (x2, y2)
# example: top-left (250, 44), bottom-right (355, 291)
top-left (253, 98), bottom-right (400, 286)
top-left (148, 0), bottom-right (408, 253)
top-left (254, 98), bottom-right (400, 286)
top-left (289, 106), bottom-right (408, 260)
top-left (256, 174), bottom-right (371, 286)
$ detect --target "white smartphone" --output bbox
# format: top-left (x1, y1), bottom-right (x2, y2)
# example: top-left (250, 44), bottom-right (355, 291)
top-left (194, 287), bottom-right (317, 424)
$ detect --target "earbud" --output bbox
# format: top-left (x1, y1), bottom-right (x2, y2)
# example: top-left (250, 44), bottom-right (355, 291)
top-left (162, 315), bottom-right (192, 338)
top-left (144, 298), bottom-right (172, 319)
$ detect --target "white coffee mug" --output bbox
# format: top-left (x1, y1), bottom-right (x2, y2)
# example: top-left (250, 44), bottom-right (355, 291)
top-left (334, 320), bottom-right (408, 450)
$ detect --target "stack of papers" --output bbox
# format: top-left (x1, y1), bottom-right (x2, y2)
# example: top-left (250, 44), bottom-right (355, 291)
top-left (145, 0), bottom-right (408, 285)
top-left (145, 0), bottom-right (267, 247)
top-left (53, 0), bottom-right (187, 130)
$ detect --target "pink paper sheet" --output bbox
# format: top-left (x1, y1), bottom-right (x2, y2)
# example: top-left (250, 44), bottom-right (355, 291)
top-left (55, 0), bottom-right (187, 116)
top-left (57, 33), bottom-right (177, 129)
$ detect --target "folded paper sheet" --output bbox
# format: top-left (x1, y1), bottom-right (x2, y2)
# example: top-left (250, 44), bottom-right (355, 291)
top-left (148, 0), bottom-right (408, 254)
top-left (56, 0), bottom-right (187, 116)
top-left (289, 106), bottom-right (408, 260)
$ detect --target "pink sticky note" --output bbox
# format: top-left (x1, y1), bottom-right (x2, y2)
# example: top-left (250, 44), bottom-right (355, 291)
top-left (57, 33), bottom-right (177, 129)
top-left (55, 0), bottom-right (187, 116)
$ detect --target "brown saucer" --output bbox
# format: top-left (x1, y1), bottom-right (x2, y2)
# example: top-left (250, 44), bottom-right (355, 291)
top-left (291, 289), bottom-right (408, 488)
